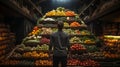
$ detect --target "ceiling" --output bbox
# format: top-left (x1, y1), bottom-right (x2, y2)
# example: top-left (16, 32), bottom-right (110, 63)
top-left (31, 0), bottom-right (93, 14)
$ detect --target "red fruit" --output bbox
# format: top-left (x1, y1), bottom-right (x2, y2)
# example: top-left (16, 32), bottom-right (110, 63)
top-left (34, 26), bottom-right (38, 30)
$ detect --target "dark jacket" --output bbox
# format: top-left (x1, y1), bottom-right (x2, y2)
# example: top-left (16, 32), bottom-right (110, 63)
top-left (49, 31), bottom-right (70, 57)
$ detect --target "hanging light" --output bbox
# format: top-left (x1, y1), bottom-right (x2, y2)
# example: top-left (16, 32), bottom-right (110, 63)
top-left (52, 0), bottom-right (70, 3)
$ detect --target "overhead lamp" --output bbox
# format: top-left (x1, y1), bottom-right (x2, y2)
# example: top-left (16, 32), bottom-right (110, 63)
top-left (52, 0), bottom-right (70, 3)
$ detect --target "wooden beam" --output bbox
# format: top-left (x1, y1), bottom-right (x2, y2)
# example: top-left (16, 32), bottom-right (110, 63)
top-left (28, 0), bottom-right (43, 16)
top-left (79, 0), bottom-right (96, 16)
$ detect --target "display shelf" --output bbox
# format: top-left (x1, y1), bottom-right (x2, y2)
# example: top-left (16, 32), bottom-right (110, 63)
top-left (70, 50), bottom-right (87, 54)
top-left (39, 21), bottom-right (57, 24)
top-left (99, 62), bottom-right (115, 67)
top-left (70, 42), bottom-right (96, 45)
top-left (15, 50), bottom-right (49, 53)
top-left (38, 34), bottom-right (93, 37)
top-left (45, 16), bottom-right (75, 18)
top-left (10, 56), bottom-right (50, 61)
top-left (64, 26), bottom-right (87, 29)
top-left (39, 20), bottom-right (82, 23)
top-left (36, 65), bottom-right (52, 67)
top-left (0, 60), bottom-right (34, 66)
top-left (38, 26), bottom-right (87, 29)
top-left (39, 34), bottom-right (51, 36)
top-left (24, 43), bottom-right (40, 47)
top-left (67, 66), bottom-right (82, 67)
top-left (69, 35), bottom-right (92, 37)
top-left (38, 24), bottom-right (57, 28)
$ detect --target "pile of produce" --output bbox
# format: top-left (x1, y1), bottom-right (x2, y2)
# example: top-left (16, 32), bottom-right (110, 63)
top-left (23, 51), bottom-right (49, 58)
top-left (81, 36), bottom-right (96, 44)
top-left (28, 26), bottom-right (40, 36)
top-left (43, 18), bottom-right (55, 21)
top-left (79, 59), bottom-right (100, 67)
top-left (80, 30), bottom-right (91, 35)
top-left (63, 29), bottom-right (80, 35)
top-left (70, 44), bottom-right (86, 51)
top-left (18, 44), bottom-right (49, 51)
top-left (103, 51), bottom-right (119, 58)
top-left (81, 52), bottom-right (105, 59)
top-left (22, 35), bottom-right (40, 45)
top-left (65, 11), bottom-right (75, 16)
top-left (85, 45), bottom-right (99, 52)
top-left (40, 37), bottom-right (50, 44)
top-left (45, 7), bottom-right (75, 16)
top-left (70, 22), bottom-right (80, 27)
top-left (70, 36), bottom-right (81, 43)
top-left (35, 60), bottom-right (52, 66)
top-left (67, 59), bottom-right (99, 67)
top-left (56, 17), bottom-right (66, 21)
top-left (64, 22), bottom-right (69, 27)
top-left (40, 28), bottom-right (53, 35)
top-left (67, 59), bottom-right (79, 66)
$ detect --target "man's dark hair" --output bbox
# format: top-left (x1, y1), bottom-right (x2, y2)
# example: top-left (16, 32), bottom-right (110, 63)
top-left (57, 21), bottom-right (63, 29)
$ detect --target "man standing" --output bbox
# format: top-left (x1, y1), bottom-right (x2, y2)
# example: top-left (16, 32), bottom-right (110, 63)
top-left (49, 21), bottom-right (70, 67)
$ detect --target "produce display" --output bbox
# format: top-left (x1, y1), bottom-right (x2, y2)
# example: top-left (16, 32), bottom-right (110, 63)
top-left (103, 35), bottom-right (120, 59)
top-left (0, 23), bottom-right (15, 61)
top-left (70, 36), bottom-right (96, 44)
top-left (5, 7), bottom-right (102, 67)
top-left (78, 59), bottom-right (99, 67)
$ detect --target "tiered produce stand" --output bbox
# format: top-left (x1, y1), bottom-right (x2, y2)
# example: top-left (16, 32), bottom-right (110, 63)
top-left (1, 7), bottom-right (120, 67)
